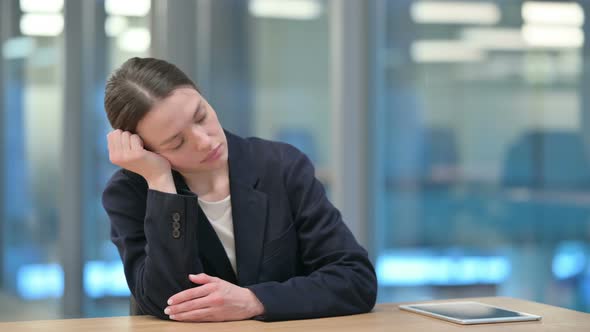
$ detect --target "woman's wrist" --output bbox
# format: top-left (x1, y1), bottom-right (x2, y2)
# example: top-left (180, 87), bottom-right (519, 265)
top-left (146, 172), bottom-right (176, 194)
top-left (246, 289), bottom-right (265, 318)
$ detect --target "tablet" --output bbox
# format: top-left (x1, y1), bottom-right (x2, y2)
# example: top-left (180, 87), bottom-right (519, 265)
top-left (399, 301), bottom-right (542, 325)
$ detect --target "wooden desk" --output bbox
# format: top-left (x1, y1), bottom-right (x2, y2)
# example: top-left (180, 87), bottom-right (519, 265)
top-left (1, 297), bottom-right (589, 331)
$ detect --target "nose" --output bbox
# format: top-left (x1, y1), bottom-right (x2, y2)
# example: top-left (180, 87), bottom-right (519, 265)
top-left (189, 126), bottom-right (212, 151)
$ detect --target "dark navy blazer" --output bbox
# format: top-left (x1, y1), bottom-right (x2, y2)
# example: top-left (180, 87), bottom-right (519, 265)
top-left (102, 131), bottom-right (377, 321)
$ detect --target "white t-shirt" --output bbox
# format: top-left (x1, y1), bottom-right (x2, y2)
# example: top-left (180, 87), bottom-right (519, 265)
top-left (197, 195), bottom-right (237, 274)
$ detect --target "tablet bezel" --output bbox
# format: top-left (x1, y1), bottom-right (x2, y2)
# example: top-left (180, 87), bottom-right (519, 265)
top-left (399, 301), bottom-right (543, 325)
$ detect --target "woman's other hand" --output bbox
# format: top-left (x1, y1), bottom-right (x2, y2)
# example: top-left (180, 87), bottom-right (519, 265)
top-left (164, 273), bottom-right (265, 322)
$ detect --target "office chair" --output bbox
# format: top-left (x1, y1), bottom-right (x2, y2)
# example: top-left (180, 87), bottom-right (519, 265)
top-left (129, 295), bottom-right (144, 316)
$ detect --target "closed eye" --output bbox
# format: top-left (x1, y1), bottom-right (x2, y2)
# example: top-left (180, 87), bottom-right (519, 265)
top-left (169, 103), bottom-right (206, 151)
top-left (172, 137), bottom-right (185, 150)
top-left (195, 107), bottom-right (207, 123)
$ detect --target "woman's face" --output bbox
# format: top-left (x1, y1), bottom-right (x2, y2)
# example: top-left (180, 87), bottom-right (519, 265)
top-left (136, 87), bottom-right (228, 174)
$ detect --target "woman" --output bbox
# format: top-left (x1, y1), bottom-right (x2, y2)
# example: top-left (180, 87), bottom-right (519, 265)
top-left (102, 57), bottom-right (377, 322)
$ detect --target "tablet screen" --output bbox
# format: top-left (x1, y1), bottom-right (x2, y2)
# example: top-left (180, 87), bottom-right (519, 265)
top-left (400, 301), bottom-right (542, 324)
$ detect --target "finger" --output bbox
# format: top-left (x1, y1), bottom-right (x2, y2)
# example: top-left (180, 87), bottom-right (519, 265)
top-left (106, 131), bottom-right (114, 153)
top-left (189, 273), bottom-right (214, 285)
top-left (108, 129), bottom-right (121, 148)
top-left (107, 130), bottom-right (123, 158)
top-left (168, 282), bottom-right (216, 305)
top-left (120, 131), bottom-right (131, 151)
top-left (169, 307), bottom-right (216, 322)
top-left (130, 134), bottom-right (143, 151)
top-left (165, 294), bottom-right (216, 315)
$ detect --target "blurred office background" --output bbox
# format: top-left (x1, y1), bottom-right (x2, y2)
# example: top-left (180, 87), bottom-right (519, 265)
top-left (1, 0), bottom-right (590, 321)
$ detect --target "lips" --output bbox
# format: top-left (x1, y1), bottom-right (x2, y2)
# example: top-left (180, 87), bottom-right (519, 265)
top-left (201, 144), bottom-right (222, 163)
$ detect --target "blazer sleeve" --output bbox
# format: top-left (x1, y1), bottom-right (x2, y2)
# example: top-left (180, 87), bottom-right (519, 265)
top-left (102, 170), bottom-right (203, 319)
top-left (247, 146), bottom-right (378, 321)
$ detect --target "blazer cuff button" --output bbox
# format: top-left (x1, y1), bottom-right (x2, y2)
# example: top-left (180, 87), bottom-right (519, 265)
top-left (172, 212), bottom-right (181, 222)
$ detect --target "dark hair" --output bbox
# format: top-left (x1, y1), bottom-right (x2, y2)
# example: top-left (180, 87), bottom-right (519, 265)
top-left (104, 57), bottom-right (198, 132)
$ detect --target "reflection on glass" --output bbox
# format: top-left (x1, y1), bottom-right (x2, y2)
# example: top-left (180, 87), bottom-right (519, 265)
top-left (1, 6), bottom-right (64, 320)
top-left (373, 0), bottom-right (590, 313)
top-left (79, 2), bottom-right (153, 318)
top-left (250, 0), bottom-right (331, 170)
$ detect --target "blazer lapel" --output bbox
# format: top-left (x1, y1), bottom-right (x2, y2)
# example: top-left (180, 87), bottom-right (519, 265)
top-left (230, 182), bottom-right (267, 286)
top-left (196, 207), bottom-right (238, 284)
top-left (171, 170), bottom-right (238, 284)
top-left (226, 132), bottom-right (268, 286)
